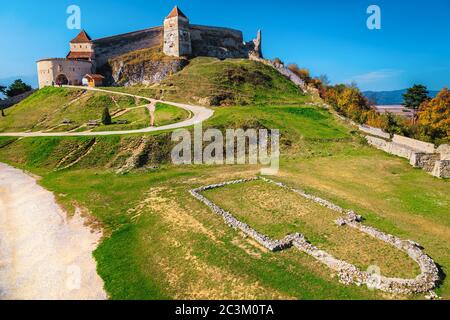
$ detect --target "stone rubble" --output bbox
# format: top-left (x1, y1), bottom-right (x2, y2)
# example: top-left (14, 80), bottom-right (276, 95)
top-left (190, 177), bottom-right (440, 295)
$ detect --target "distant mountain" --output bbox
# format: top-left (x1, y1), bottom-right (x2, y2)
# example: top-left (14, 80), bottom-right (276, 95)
top-left (0, 75), bottom-right (37, 88)
top-left (363, 89), bottom-right (439, 106)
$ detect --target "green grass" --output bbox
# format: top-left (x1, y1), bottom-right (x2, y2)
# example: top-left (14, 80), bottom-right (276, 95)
top-left (0, 87), bottom-right (190, 133)
top-left (109, 58), bottom-right (309, 106)
top-left (154, 102), bottom-right (190, 127)
top-left (0, 58), bottom-right (448, 300)
top-left (93, 107), bottom-right (150, 132)
top-left (202, 179), bottom-right (420, 279)
top-left (0, 87), bottom-right (133, 132)
top-left (1, 98), bottom-right (447, 300)
top-left (158, 57), bottom-right (308, 106)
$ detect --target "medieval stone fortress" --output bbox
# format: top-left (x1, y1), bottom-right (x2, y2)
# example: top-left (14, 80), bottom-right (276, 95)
top-left (37, 6), bottom-right (263, 88)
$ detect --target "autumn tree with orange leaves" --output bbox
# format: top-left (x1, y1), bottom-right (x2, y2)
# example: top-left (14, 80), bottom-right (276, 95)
top-left (417, 87), bottom-right (450, 143)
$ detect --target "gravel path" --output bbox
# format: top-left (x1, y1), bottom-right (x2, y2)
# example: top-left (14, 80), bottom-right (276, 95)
top-left (0, 86), bottom-right (213, 137)
top-left (0, 163), bottom-right (106, 300)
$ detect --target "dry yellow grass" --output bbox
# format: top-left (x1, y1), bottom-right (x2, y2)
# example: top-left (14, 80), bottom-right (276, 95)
top-left (203, 179), bottom-right (421, 279)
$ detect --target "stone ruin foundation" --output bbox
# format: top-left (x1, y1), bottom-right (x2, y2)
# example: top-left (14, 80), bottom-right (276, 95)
top-left (189, 177), bottom-right (440, 296)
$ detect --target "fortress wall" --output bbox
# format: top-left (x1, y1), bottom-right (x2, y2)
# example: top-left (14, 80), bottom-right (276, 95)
top-left (392, 134), bottom-right (436, 153)
top-left (37, 59), bottom-right (93, 88)
top-left (189, 25), bottom-right (247, 59)
top-left (0, 90), bottom-right (37, 109)
top-left (436, 144), bottom-right (450, 160)
top-left (359, 125), bottom-right (391, 139)
top-left (365, 135), bottom-right (449, 178)
top-left (432, 160), bottom-right (450, 178)
top-left (93, 27), bottom-right (163, 67)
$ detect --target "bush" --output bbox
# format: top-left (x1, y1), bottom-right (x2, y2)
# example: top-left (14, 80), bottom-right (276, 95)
top-left (322, 84), bottom-right (371, 124)
top-left (272, 58), bottom-right (284, 65)
top-left (287, 64), bottom-right (312, 84)
top-left (102, 107), bottom-right (112, 125)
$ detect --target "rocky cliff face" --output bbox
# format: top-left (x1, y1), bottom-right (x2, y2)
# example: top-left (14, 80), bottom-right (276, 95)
top-left (110, 59), bottom-right (188, 86)
top-left (99, 47), bottom-right (188, 86)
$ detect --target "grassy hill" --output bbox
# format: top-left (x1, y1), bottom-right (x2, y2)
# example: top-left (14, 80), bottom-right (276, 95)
top-left (159, 57), bottom-right (307, 106)
top-left (111, 57), bottom-right (308, 106)
top-left (0, 87), bottom-right (189, 133)
top-left (0, 58), bottom-right (448, 300)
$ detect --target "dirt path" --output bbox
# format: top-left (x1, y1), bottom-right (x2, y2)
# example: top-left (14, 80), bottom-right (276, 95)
top-left (0, 86), bottom-right (214, 137)
top-left (0, 163), bottom-right (106, 300)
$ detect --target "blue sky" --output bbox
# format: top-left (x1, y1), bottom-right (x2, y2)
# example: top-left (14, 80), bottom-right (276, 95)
top-left (0, 0), bottom-right (449, 91)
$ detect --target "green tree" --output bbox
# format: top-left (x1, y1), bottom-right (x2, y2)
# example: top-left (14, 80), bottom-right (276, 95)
top-left (102, 107), bottom-right (112, 125)
top-left (0, 85), bottom-right (5, 116)
top-left (382, 112), bottom-right (402, 135)
top-left (403, 84), bottom-right (430, 123)
top-left (5, 79), bottom-right (32, 98)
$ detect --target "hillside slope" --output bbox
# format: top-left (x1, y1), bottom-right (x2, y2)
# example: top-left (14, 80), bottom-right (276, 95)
top-left (157, 57), bottom-right (307, 106)
top-left (0, 59), bottom-right (448, 300)
top-left (0, 87), bottom-right (189, 133)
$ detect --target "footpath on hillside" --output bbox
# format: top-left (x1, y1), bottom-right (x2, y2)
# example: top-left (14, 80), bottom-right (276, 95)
top-left (0, 86), bottom-right (214, 138)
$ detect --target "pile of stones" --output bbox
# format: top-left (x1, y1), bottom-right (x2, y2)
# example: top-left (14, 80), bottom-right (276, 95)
top-left (190, 177), bottom-right (440, 296)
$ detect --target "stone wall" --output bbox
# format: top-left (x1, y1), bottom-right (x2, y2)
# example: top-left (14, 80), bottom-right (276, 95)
top-left (93, 23), bottom-right (258, 66)
top-left (251, 57), bottom-right (306, 91)
top-left (409, 153), bottom-right (441, 173)
top-left (436, 144), bottom-right (450, 160)
top-left (37, 58), bottom-right (93, 88)
top-left (189, 25), bottom-right (249, 59)
top-left (392, 134), bottom-right (436, 153)
top-left (93, 27), bottom-right (163, 67)
top-left (0, 90), bottom-right (37, 109)
top-left (365, 136), bottom-right (415, 160)
top-left (359, 125), bottom-right (391, 139)
top-left (362, 128), bottom-right (449, 179)
top-left (190, 177), bottom-right (440, 296)
top-left (432, 160), bottom-right (450, 178)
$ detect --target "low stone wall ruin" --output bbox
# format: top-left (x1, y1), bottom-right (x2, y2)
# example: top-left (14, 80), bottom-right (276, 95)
top-left (0, 90), bottom-right (37, 110)
top-left (359, 125), bottom-right (391, 140)
top-left (392, 134), bottom-right (436, 154)
top-left (190, 177), bottom-right (440, 296)
top-left (361, 126), bottom-right (449, 179)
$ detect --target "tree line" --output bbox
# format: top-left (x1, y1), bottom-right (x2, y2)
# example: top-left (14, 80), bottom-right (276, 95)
top-left (284, 62), bottom-right (449, 145)
top-left (0, 79), bottom-right (32, 99)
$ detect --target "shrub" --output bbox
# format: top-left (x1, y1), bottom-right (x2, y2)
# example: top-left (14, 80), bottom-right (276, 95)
top-left (287, 64), bottom-right (312, 84)
top-left (102, 107), bottom-right (112, 125)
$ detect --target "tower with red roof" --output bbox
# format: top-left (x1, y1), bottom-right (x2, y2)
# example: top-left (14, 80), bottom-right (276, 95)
top-left (163, 6), bottom-right (192, 57)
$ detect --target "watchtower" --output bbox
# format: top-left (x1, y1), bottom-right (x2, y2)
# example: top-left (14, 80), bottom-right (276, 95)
top-left (163, 6), bottom-right (192, 57)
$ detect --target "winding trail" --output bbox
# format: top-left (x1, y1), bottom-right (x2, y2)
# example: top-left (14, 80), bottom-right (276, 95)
top-left (0, 87), bottom-right (213, 299)
top-left (0, 163), bottom-right (106, 300)
top-left (0, 86), bottom-right (214, 137)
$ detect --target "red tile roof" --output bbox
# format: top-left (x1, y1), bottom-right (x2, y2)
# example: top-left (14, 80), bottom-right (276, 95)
top-left (66, 51), bottom-right (94, 60)
top-left (167, 6), bottom-right (188, 19)
top-left (84, 74), bottom-right (105, 80)
top-left (70, 30), bottom-right (92, 43)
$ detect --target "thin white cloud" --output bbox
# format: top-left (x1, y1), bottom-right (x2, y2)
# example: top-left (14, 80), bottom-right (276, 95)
top-left (348, 69), bottom-right (404, 84)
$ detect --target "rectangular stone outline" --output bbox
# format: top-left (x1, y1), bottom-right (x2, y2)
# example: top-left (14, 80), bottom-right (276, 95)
top-left (189, 177), bottom-right (439, 295)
